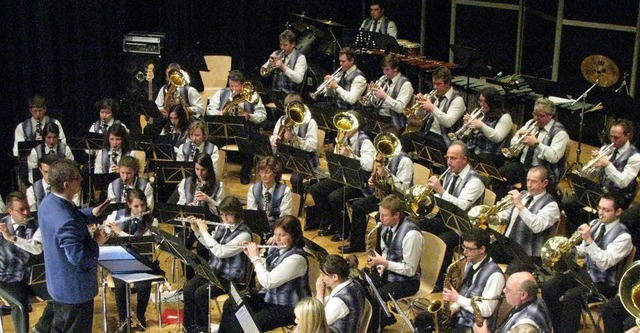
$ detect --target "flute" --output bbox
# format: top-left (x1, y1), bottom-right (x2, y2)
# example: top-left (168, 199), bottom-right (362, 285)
top-left (224, 244), bottom-right (287, 249)
top-left (102, 211), bottom-right (151, 236)
top-left (173, 217), bottom-right (234, 228)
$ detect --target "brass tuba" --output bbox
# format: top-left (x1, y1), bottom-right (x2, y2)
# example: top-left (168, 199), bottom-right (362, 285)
top-left (404, 167), bottom-right (450, 218)
top-left (278, 101), bottom-right (311, 144)
top-left (222, 82), bottom-right (259, 116)
top-left (620, 261), bottom-right (640, 328)
top-left (370, 133), bottom-right (402, 199)
top-left (333, 111), bottom-right (359, 154)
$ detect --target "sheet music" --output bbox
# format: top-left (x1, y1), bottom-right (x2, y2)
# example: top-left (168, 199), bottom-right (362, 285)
top-left (112, 272), bottom-right (164, 284)
top-left (235, 304), bottom-right (261, 333)
top-left (99, 246), bottom-right (136, 260)
top-left (229, 281), bottom-right (243, 305)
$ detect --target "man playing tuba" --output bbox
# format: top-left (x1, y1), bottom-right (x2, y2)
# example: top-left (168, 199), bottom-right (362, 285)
top-left (155, 63), bottom-right (204, 119)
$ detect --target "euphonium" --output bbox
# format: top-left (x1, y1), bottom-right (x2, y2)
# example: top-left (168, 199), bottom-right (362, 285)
top-left (578, 142), bottom-right (615, 180)
top-left (470, 295), bottom-right (504, 328)
top-left (260, 50), bottom-right (284, 77)
top-left (164, 68), bottom-right (191, 109)
top-left (370, 133), bottom-right (402, 199)
top-left (363, 222), bottom-right (384, 286)
top-left (309, 68), bottom-right (342, 100)
top-left (448, 107), bottom-right (485, 141)
top-left (333, 112), bottom-right (359, 155)
top-left (428, 256), bottom-right (466, 332)
top-left (222, 82), bottom-right (259, 115)
top-left (359, 75), bottom-right (387, 108)
top-left (403, 89), bottom-right (436, 119)
top-left (501, 121), bottom-right (539, 159)
top-left (540, 221), bottom-right (593, 271)
top-left (468, 192), bottom-right (530, 230)
top-left (278, 101), bottom-right (311, 144)
top-left (404, 167), bottom-right (450, 218)
top-left (619, 261), bottom-right (640, 328)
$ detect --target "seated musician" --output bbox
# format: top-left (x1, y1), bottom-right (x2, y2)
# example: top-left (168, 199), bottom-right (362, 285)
top-left (315, 254), bottom-right (366, 333)
top-left (159, 104), bottom-right (190, 150)
top-left (315, 47), bottom-right (367, 111)
top-left (365, 54), bottom-right (413, 131)
top-left (341, 126), bottom-right (413, 254)
top-left (416, 227), bottom-right (505, 333)
top-left (261, 29), bottom-right (307, 98)
top-left (270, 93), bottom-right (318, 195)
top-left (472, 272), bottom-right (552, 333)
top-left (492, 166), bottom-right (560, 267)
top-left (0, 192), bottom-right (54, 333)
top-left (541, 193), bottom-right (632, 332)
top-left (401, 66), bottom-right (466, 152)
top-left (27, 122), bottom-right (74, 183)
top-left (358, 0), bottom-right (398, 38)
top-left (155, 62), bottom-right (204, 119)
top-left (106, 156), bottom-right (154, 210)
top-left (246, 156), bottom-right (293, 229)
top-left (206, 69), bottom-right (266, 184)
top-left (27, 154), bottom-right (80, 211)
top-left (13, 94), bottom-right (66, 157)
top-left (309, 111), bottom-right (375, 239)
top-left (176, 121), bottom-right (219, 173)
top-left (465, 87), bottom-right (513, 168)
top-left (104, 189), bottom-right (158, 332)
top-left (366, 195), bottom-right (424, 332)
top-left (177, 153), bottom-right (224, 214)
top-left (293, 297), bottom-right (331, 333)
top-left (218, 215), bottom-right (311, 333)
top-left (602, 290), bottom-right (640, 332)
top-left (94, 124), bottom-right (132, 174)
top-left (492, 98), bottom-right (568, 199)
top-left (88, 98), bottom-right (128, 134)
top-left (181, 196), bottom-right (252, 331)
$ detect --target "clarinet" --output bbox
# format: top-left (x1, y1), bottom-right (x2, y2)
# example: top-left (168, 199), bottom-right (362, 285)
top-left (109, 149), bottom-right (118, 170)
top-left (192, 181), bottom-right (204, 205)
top-left (189, 141), bottom-right (197, 161)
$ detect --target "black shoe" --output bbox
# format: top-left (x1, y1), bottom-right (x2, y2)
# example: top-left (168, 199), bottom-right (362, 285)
top-left (240, 176), bottom-right (251, 185)
top-left (116, 321), bottom-right (127, 333)
top-left (136, 318), bottom-right (147, 331)
top-left (339, 244), bottom-right (366, 254)
top-left (318, 225), bottom-right (336, 236)
top-left (331, 233), bottom-right (348, 242)
top-left (381, 314), bottom-right (398, 328)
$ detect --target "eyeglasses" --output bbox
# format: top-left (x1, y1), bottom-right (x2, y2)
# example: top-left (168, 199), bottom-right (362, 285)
top-left (532, 112), bottom-right (550, 118)
top-left (462, 246), bottom-right (479, 252)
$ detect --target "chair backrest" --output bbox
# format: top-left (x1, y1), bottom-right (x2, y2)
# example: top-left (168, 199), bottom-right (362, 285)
top-left (483, 188), bottom-right (496, 206)
top-left (359, 298), bottom-right (373, 333)
top-left (616, 246), bottom-right (637, 284)
top-left (552, 211), bottom-right (567, 237)
top-left (418, 231), bottom-right (447, 295)
top-left (131, 149), bottom-right (147, 176)
top-left (217, 149), bottom-right (225, 179)
top-left (201, 55), bottom-right (232, 89)
top-left (413, 163), bottom-right (431, 185)
top-left (317, 129), bottom-right (326, 155)
top-left (306, 255), bottom-right (321, 295)
top-left (291, 193), bottom-right (301, 218)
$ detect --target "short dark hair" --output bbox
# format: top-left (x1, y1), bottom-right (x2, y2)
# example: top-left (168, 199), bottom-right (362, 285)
top-left (29, 95), bottom-right (47, 109)
top-left (370, 0), bottom-right (385, 9)
top-left (48, 158), bottom-right (80, 193)
top-left (601, 192), bottom-right (625, 211)
top-left (228, 70), bottom-right (246, 83)
top-left (279, 29), bottom-right (297, 44)
top-left (380, 54), bottom-right (400, 69)
top-left (39, 153), bottom-right (60, 168)
top-left (95, 98), bottom-right (120, 117)
top-left (118, 155), bottom-right (140, 174)
top-left (273, 215), bottom-right (304, 248)
top-left (339, 47), bottom-right (357, 62)
top-left (218, 196), bottom-right (244, 220)
top-left (520, 279), bottom-right (539, 299)
top-left (611, 119), bottom-right (634, 141)
top-left (379, 195), bottom-right (405, 216)
top-left (432, 67), bottom-right (452, 85)
top-left (461, 227), bottom-right (490, 250)
top-left (43, 123), bottom-right (60, 137)
top-left (320, 254), bottom-right (351, 279)
top-left (478, 87), bottom-right (504, 120)
top-left (6, 191), bottom-right (28, 209)
top-left (103, 123), bottom-right (131, 152)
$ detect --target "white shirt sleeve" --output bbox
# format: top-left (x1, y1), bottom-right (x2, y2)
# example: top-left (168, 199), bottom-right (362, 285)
top-left (14, 228), bottom-right (43, 255)
top-left (536, 127), bottom-right (569, 164)
top-left (356, 139), bottom-right (376, 172)
top-left (386, 19), bottom-right (398, 38)
top-left (26, 186), bottom-right (37, 212)
top-left (206, 90), bottom-right (224, 115)
top-left (432, 96), bottom-right (466, 128)
top-left (197, 228), bottom-right (252, 258)
top-left (438, 177), bottom-right (485, 211)
top-left (282, 54), bottom-right (307, 84)
top-left (253, 253), bottom-right (307, 289)
top-left (94, 151), bottom-right (104, 174)
top-left (336, 75), bottom-right (367, 106)
top-left (516, 199), bottom-right (560, 234)
top-left (13, 123), bottom-right (25, 157)
top-left (246, 184), bottom-right (258, 210)
top-left (579, 230), bottom-right (632, 271)
top-left (27, 149), bottom-right (38, 171)
top-left (603, 151), bottom-right (640, 188)
top-left (280, 187), bottom-right (293, 217)
top-left (248, 97), bottom-right (267, 124)
top-left (385, 81), bottom-right (413, 114)
top-left (479, 113), bottom-right (513, 143)
top-left (177, 179), bottom-right (187, 205)
top-left (323, 296), bottom-right (350, 325)
top-left (452, 270), bottom-right (505, 316)
top-left (187, 86), bottom-right (204, 118)
top-left (207, 182), bottom-right (225, 214)
top-left (388, 157), bottom-right (414, 192)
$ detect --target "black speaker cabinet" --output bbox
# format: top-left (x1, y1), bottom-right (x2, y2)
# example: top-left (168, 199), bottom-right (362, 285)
top-left (120, 53), bottom-right (164, 101)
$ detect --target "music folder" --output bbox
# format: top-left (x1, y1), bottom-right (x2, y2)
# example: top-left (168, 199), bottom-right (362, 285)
top-left (98, 245), bottom-right (153, 274)
top-left (229, 281), bottom-right (261, 333)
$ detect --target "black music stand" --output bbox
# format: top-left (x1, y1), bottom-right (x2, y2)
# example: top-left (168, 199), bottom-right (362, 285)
top-left (154, 161), bottom-right (194, 202)
top-left (362, 114), bottom-right (388, 137)
top-left (277, 144), bottom-right (317, 178)
top-left (409, 137), bottom-right (447, 172)
top-left (473, 159), bottom-right (505, 183)
top-left (244, 210), bottom-right (271, 243)
top-left (354, 30), bottom-right (399, 51)
top-left (450, 44), bottom-right (480, 106)
top-left (568, 173), bottom-right (603, 214)
top-left (17, 141), bottom-right (41, 158)
top-left (90, 173), bottom-right (120, 205)
top-left (435, 197), bottom-right (472, 234)
top-left (204, 115), bottom-right (246, 147)
top-left (237, 135), bottom-right (273, 159)
top-left (326, 152), bottom-right (367, 190)
top-left (310, 109), bottom-right (336, 134)
top-left (28, 254), bottom-right (46, 285)
top-left (133, 135), bottom-right (175, 162)
top-left (363, 271), bottom-right (392, 333)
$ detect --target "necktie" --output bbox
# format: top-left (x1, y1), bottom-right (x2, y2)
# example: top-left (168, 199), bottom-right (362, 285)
top-left (15, 225), bottom-right (26, 238)
top-left (461, 263), bottom-right (477, 290)
top-left (129, 218), bottom-right (139, 235)
top-left (48, 147), bottom-right (56, 155)
top-left (524, 195), bottom-right (533, 208)
top-left (594, 225), bottom-right (606, 246)
top-left (371, 20), bottom-right (379, 32)
top-left (384, 229), bottom-right (393, 247)
top-left (610, 149), bottom-right (619, 162)
top-left (384, 79), bottom-right (392, 93)
top-left (448, 174), bottom-right (459, 194)
top-left (46, 185), bottom-right (51, 194)
top-left (35, 122), bottom-right (43, 138)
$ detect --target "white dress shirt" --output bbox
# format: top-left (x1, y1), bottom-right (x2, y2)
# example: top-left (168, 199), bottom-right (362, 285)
top-left (378, 73), bottom-right (414, 117)
top-left (359, 16), bottom-right (398, 38)
top-left (104, 211), bottom-right (159, 237)
top-left (385, 156), bottom-right (414, 192)
top-left (262, 51), bottom-right (308, 85)
top-left (334, 134), bottom-right (376, 172)
top-left (429, 87), bottom-right (466, 135)
top-left (176, 178), bottom-right (225, 214)
top-left (246, 182), bottom-right (293, 217)
top-left (94, 149), bottom-right (133, 174)
top-left (107, 178), bottom-right (155, 210)
top-left (500, 190), bottom-right (560, 237)
top-left (9, 218), bottom-right (43, 255)
top-left (271, 116), bottom-right (318, 153)
top-left (155, 85), bottom-right (204, 119)
top-left (577, 220), bottom-right (632, 271)
top-left (602, 141), bottom-right (640, 189)
top-left (13, 117), bottom-right (67, 157)
top-left (205, 89), bottom-right (267, 124)
top-left (381, 221), bottom-right (424, 277)
top-left (476, 112), bottom-right (513, 143)
top-left (436, 164), bottom-right (485, 211)
top-left (250, 249), bottom-right (308, 289)
top-left (175, 140), bottom-right (220, 174)
top-left (330, 66), bottom-right (367, 106)
top-left (320, 279), bottom-right (352, 325)
top-left (196, 222), bottom-right (252, 259)
top-left (450, 257), bottom-right (505, 316)
top-left (516, 119), bottom-right (569, 166)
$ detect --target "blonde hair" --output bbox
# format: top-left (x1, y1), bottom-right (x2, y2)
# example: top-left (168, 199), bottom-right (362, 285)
top-left (509, 323), bottom-right (540, 333)
top-left (294, 297), bottom-right (330, 333)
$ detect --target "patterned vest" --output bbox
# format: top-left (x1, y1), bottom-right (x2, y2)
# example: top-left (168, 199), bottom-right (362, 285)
top-left (469, 114), bottom-right (504, 155)
top-left (507, 192), bottom-right (556, 256)
top-left (499, 297), bottom-right (552, 333)
top-left (271, 49), bottom-right (301, 93)
top-left (111, 177), bottom-right (150, 203)
top-left (207, 222), bottom-right (252, 283)
top-left (382, 217), bottom-right (421, 282)
top-left (388, 75), bottom-right (410, 130)
top-left (361, 18), bottom-right (390, 35)
top-left (114, 209), bottom-right (152, 236)
top-left (33, 180), bottom-right (48, 208)
top-left (585, 221), bottom-right (629, 286)
top-left (252, 181), bottom-right (287, 225)
top-left (100, 149), bottom-right (130, 173)
top-left (423, 91), bottom-right (464, 146)
top-left (181, 141), bottom-right (216, 162)
top-left (537, 120), bottom-right (567, 184)
top-left (601, 145), bottom-right (639, 205)
top-left (183, 177), bottom-right (221, 207)
top-left (331, 280), bottom-right (366, 333)
top-left (218, 88), bottom-right (255, 114)
top-left (442, 168), bottom-right (484, 211)
top-left (337, 68), bottom-right (366, 109)
top-left (35, 142), bottom-right (67, 161)
top-left (21, 116), bottom-right (55, 141)
top-left (457, 258), bottom-right (503, 328)
top-left (0, 216), bottom-right (39, 283)
top-left (263, 247), bottom-right (311, 307)
top-left (91, 119), bottom-right (122, 134)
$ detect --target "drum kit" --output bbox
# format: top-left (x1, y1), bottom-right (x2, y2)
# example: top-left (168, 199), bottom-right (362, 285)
top-left (289, 12), bottom-right (346, 58)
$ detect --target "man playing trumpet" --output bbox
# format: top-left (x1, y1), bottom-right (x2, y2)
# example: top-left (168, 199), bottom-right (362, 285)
top-left (314, 47), bottom-right (367, 111)
top-left (261, 29), bottom-right (307, 98)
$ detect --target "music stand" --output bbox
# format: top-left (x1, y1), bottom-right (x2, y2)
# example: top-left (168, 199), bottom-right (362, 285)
top-left (89, 173), bottom-right (120, 205)
top-left (133, 135), bottom-right (175, 162)
top-left (354, 30), bottom-right (399, 51)
top-left (450, 44), bottom-right (480, 107)
top-left (17, 141), bottom-right (41, 158)
top-left (204, 115), bottom-right (247, 147)
top-left (154, 160), bottom-right (194, 202)
top-left (326, 152), bottom-right (366, 191)
top-left (364, 271), bottom-right (392, 333)
top-left (237, 135), bottom-right (273, 159)
top-left (567, 173), bottom-right (603, 214)
top-left (388, 293), bottom-right (417, 333)
top-left (28, 254), bottom-right (46, 285)
top-left (473, 160), bottom-right (505, 183)
top-left (277, 144), bottom-right (317, 178)
top-left (243, 210), bottom-right (271, 243)
top-left (409, 138), bottom-right (447, 171)
top-left (435, 197), bottom-right (472, 234)
top-left (309, 109), bottom-right (336, 134)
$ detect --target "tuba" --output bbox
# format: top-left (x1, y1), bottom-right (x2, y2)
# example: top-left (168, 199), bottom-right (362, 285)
top-left (278, 101), bottom-right (311, 144)
top-left (333, 112), bottom-right (359, 155)
top-left (370, 133), bottom-right (402, 199)
top-left (468, 192), bottom-right (529, 230)
top-left (222, 82), bottom-right (259, 116)
top-left (620, 261), bottom-right (640, 328)
top-left (502, 121), bottom-right (539, 159)
top-left (260, 50), bottom-right (284, 77)
top-left (427, 256), bottom-right (466, 332)
top-left (448, 107), bottom-right (485, 142)
top-left (404, 167), bottom-right (450, 218)
top-left (578, 142), bottom-right (615, 181)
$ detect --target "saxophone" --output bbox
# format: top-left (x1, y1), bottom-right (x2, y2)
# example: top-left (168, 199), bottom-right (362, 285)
top-left (363, 222), bottom-right (384, 287)
top-left (470, 295), bottom-right (503, 329)
top-left (428, 256), bottom-right (465, 332)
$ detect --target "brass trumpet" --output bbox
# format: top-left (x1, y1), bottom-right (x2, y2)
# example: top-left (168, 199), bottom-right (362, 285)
top-left (309, 68), bottom-right (342, 100)
top-left (221, 82), bottom-right (259, 115)
top-left (278, 101), bottom-right (311, 144)
top-left (578, 142), bottom-right (615, 180)
top-left (260, 50), bottom-right (284, 77)
top-left (403, 89), bottom-right (436, 119)
top-left (448, 107), bottom-right (484, 141)
top-left (359, 75), bottom-right (387, 108)
top-left (501, 121), bottom-right (539, 159)
top-left (404, 167), bottom-right (450, 218)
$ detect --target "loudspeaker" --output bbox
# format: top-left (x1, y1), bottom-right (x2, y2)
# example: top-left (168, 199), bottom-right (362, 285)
top-left (120, 53), bottom-right (164, 101)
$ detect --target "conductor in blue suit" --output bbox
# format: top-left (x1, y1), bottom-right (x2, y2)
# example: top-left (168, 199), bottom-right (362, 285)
top-left (38, 158), bottom-right (110, 333)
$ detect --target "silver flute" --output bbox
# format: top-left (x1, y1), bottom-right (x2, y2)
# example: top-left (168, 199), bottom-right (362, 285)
top-left (224, 244), bottom-right (287, 249)
top-left (173, 217), bottom-right (234, 228)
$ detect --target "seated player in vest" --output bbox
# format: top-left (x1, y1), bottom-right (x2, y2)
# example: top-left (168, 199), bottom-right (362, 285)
top-left (322, 47), bottom-right (367, 111)
top-left (340, 126), bottom-right (413, 253)
top-left (367, 195), bottom-right (424, 332)
top-left (261, 29), bottom-right (308, 98)
top-left (27, 154), bottom-right (81, 211)
top-left (270, 93), bottom-right (319, 195)
top-left (88, 98), bottom-right (128, 134)
top-left (13, 94), bottom-right (66, 157)
top-left (182, 196), bottom-right (252, 331)
top-left (492, 98), bottom-right (568, 199)
top-left (358, 0), bottom-right (398, 38)
top-left (0, 192), bottom-right (55, 333)
top-left (491, 166), bottom-right (560, 267)
top-left (247, 156), bottom-right (293, 229)
top-left (176, 120), bottom-right (219, 172)
top-left (106, 156), bottom-right (154, 210)
top-left (218, 215), bottom-right (311, 333)
top-left (177, 153), bottom-right (224, 214)
top-left (465, 87), bottom-right (513, 169)
top-left (415, 227), bottom-right (505, 333)
top-left (365, 54), bottom-right (413, 131)
top-left (402, 66), bottom-right (465, 152)
top-left (472, 271), bottom-right (552, 333)
top-left (155, 62), bottom-right (204, 119)
top-left (27, 122), bottom-right (74, 184)
top-left (541, 192), bottom-right (633, 332)
top-left (310, 111), bottom-right (375, 239)
top-left (104, 189), bottom-right (158, 332)
top-left (94, 123), bottom-right (132, 174)
top-left (159, 104), bottom-right (191, 150)
top-left (315, 254), bottom-right (366, 333)
top-left (293, 297), bottom-right (331, 333)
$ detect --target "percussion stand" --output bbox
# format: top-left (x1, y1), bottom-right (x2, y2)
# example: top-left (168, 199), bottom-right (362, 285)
top-left (327, 26), bottom-right (342, 71)
top-left (565, 80), bottom-right (599, 174)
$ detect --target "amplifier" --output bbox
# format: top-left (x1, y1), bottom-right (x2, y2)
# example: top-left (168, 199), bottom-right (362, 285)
top-left (123, 32), bottom-right (165, 55)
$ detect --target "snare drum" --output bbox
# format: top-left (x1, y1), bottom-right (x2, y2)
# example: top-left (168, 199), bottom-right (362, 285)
top-left (402, 42), bottom-right (421, 57)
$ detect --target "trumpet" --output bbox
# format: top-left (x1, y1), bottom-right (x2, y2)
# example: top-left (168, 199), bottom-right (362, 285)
top-left (309, 68), bottom-right (342, 100)
top-left (359, 75), bottom-right (387, 108)
top-left (403, 89), bottom-right (436, 119)
top-left (224, 244), bottom-right (287, 249)
top-left (468, 192), bottom-right (530, 230)
top-left (173, 217), bottom-right (235, 228)
top-left (278, 101), bottom-right (311, 144)
top-left (404, 167), bottom-right (450, 218)
top-left (221, 81), bottom-right (259, 115)
top-left (260, 50), bottom-right (284, 77)
top-left (334, 111), bottom-right (359, 155)
top-left (578, 142), bottom-right (615, 180)
top-left (501, 121), bottom-right (539, 159)
top-left (448, 107), bottom-right (484, 141)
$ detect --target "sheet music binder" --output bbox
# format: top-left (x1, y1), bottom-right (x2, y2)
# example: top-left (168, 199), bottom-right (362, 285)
top-left (326, 152), bottom-right (367, 190)
top-left (155, 202), bottom-right (207, 227)
top-left (276, 144), bottom-right (317, 178)
top-left (567, 173), bottom-right (603, 212)
top-left (204, 115), bottom-right (247, 147)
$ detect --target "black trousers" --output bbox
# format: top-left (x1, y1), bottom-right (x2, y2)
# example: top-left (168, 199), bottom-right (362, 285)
top-left (0, 279), bottom-right (53, 333)
top-left (350, 195), bottom-right (381, 249)
top-left (114, 279), bottom-right (152, 323)
top-left (492, 160), bottom-right (527, 199)
top-left (308, 179), bottom-right (363, 235)
top-left (602, 295), bottom-right (638, 333)
top-left (219, 293), bottom-right (295, 333)
top-left (368, 278), bottom-right (420, 333)
top-left (183, 274), bottom-right (227, 328)
top-left (51, 299), bottom-right (94, 333)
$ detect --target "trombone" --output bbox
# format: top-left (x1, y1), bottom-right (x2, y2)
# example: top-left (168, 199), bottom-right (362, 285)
top-left (278, 101), bottom-right (311, 144)
top-left (309, 68), bottom-right (342, 100)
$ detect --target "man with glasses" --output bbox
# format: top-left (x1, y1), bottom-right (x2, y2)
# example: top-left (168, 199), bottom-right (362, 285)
top-left (492, 98), bottom-right (568, 198)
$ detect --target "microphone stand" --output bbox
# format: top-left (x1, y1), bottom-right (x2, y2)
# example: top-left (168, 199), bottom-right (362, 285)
top-left (567, 79), bottom-right (599, 172)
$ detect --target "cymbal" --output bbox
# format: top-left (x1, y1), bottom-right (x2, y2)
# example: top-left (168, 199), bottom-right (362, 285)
top-left (580, 55), bottom-right (620, 87)
top-left (312, 18), bottom-right (346, 27)
top-left (291, 12), bottom-right (312, 19)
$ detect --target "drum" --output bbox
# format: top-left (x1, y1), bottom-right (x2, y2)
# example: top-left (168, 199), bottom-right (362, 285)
top-left (402, 42), bottom-right (421, 57)
top-left (292, 22), bottom-right (324, 56)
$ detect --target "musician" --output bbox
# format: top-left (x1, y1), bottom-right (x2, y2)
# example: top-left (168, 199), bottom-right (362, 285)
top-left (106, 156), bottom-right (154, 210)
top-left (177, 153), bottom-right (224, 214)
top-left (315, 254), bottom-right (366, 333)
top-left (262, 29), bottom-right (308, 96)
top-left (218, 215), bottom-right (311, 333)
top-left (493, 98), bottom-right (568, 198)
top-left (541, 193), bottom-right (632, 332)
top-left (366, 195), bottom-right (424, 332)
top-left (246, 156), bottom-right (293, 228)
top-left (310, 111), bottom-right (375, 239)
top-left (176, 121), bottom-right (219, 173)
top-left (155, 63), bottom-right (203, 119)
top-left (27, 122), bottom-right (74, 183)
top-left (473, 272), bottom-right (552, 333)
top-left (182, 196), bottom-right (252, 331)
top-left (293, 297), bottom-right (331, 333)
top-left (27, 155), bottom-right (80, 212)
top-left (340, 126), bottom-right (413, 254)
top-left (94, 124), bottom-right (132, 174)
top-left (159, 104), bottom-right (190, 149)
top-left (465, 87), bottom-right (513, 168)
top-left (104, 189), bottom-right (158, 332)
top-left (13, 95), bottom-right (66, 157)
top-left (358, 0), bottom-right (398, 38)
top-left (88, 98), bottom-right (128, 134)
top-left (602, 293), bottom-right (640, 333)
top-left (323, 47), bottom-right (368, 110)
top-left (0, 192), bottom-right (54, 333)
top-left (367, 54), bottom-right (414, 131)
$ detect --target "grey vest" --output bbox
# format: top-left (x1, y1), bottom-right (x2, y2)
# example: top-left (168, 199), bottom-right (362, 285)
top-left (114, 209), bottom-right (151, 236)
top-left (457, 258), bottom-right (503, 328)
top-left (35, 143), bottom-right (67, 161)
top-left (208, 222), bottom-right (252, 283)
top-left (361, 18), bottom-right (390, 35)
top-left (100, 149), bottom-right (130, 173)
top-left (499, 297), bottom-right (552, 333)
top-left (181, 141), bottom-right (216, 162)
top-left (337, 68), bottom-right (366, 109)
top-left (382, 218), bottom-right (421, 282)
top-left (387, 152), bottom-right (413, 187)
top-left (219, 88), bottom-right (255, 114)
top-left (91, 119), bottom-right (122, 134)
top-left (183, 177), bottom-right (221, 207)
top-left (33, 180), bottom-right (48, 209)
top-left (538, 120), bottom-right (567, 184)
top-left (507, 192), bottom-right (556, 256)
top-left (585, 221), bottom-right (629, 286)
top-left (442, 168), bottom-right (484, 211)
top-left (331, 280), bottom-right (366, 333)
top-left (602, 145), bottom-right (639, 204)
top-left (263, 247), bottom-right (311, 307)
top-left (271, 49), bottom-right (301, 93)
top-left (252, 181), bottom-right (287, 225)
top-left (111, 177), bottom-right (149, 203)
top-left (0, 216), bottom-right (38, 283)
top-left (470, 114), bottom-right (504, 155)
top-left (387, 75), bottom-right (410, 130)
top-left (21, 116), bottom-right (55, 141)
top-left (423, 91), bottom-right (464, 146)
